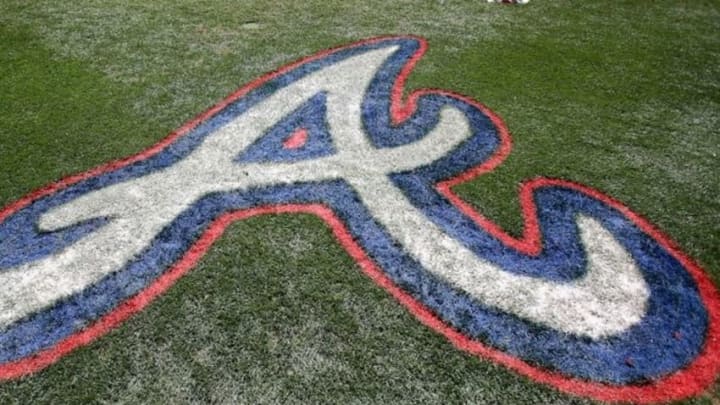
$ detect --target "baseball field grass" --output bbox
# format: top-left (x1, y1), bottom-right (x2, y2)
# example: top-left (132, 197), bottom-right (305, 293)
top-left (1, 1), bottom-right (718, 403)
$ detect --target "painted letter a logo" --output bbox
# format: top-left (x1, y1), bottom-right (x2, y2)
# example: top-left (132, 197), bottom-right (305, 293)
top-left (0, 36), bottom-right (718, 403)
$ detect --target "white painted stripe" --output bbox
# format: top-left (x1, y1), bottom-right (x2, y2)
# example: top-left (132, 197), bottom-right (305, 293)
top-left (0, 44), bottom-right (649, 339)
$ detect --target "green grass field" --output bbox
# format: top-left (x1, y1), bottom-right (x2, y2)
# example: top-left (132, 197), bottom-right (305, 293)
top-left (1, 1), bottom-right (719, 403)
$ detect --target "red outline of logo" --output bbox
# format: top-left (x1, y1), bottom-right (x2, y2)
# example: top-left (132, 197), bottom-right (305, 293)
top-left (0, 36), bottom-right (718, 403)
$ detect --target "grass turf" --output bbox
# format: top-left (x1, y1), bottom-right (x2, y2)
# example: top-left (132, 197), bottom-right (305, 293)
top-left (0, 0), bottom-right (719, 403)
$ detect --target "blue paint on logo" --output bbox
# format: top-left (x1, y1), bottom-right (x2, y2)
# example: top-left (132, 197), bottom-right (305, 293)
top-left (0, 37), bottom-right (708, 385)
top-left (236, 92), bottom-right (335, 163)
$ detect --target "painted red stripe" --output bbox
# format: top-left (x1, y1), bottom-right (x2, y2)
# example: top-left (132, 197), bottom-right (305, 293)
top-left (0, 35), bottom-right (717, 403)
top-left (283, 128), bottom-right (309, 150)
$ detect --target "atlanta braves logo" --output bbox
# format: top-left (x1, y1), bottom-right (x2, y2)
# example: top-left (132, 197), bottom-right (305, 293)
top-left (0, 36), bottom-right (718, 402)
